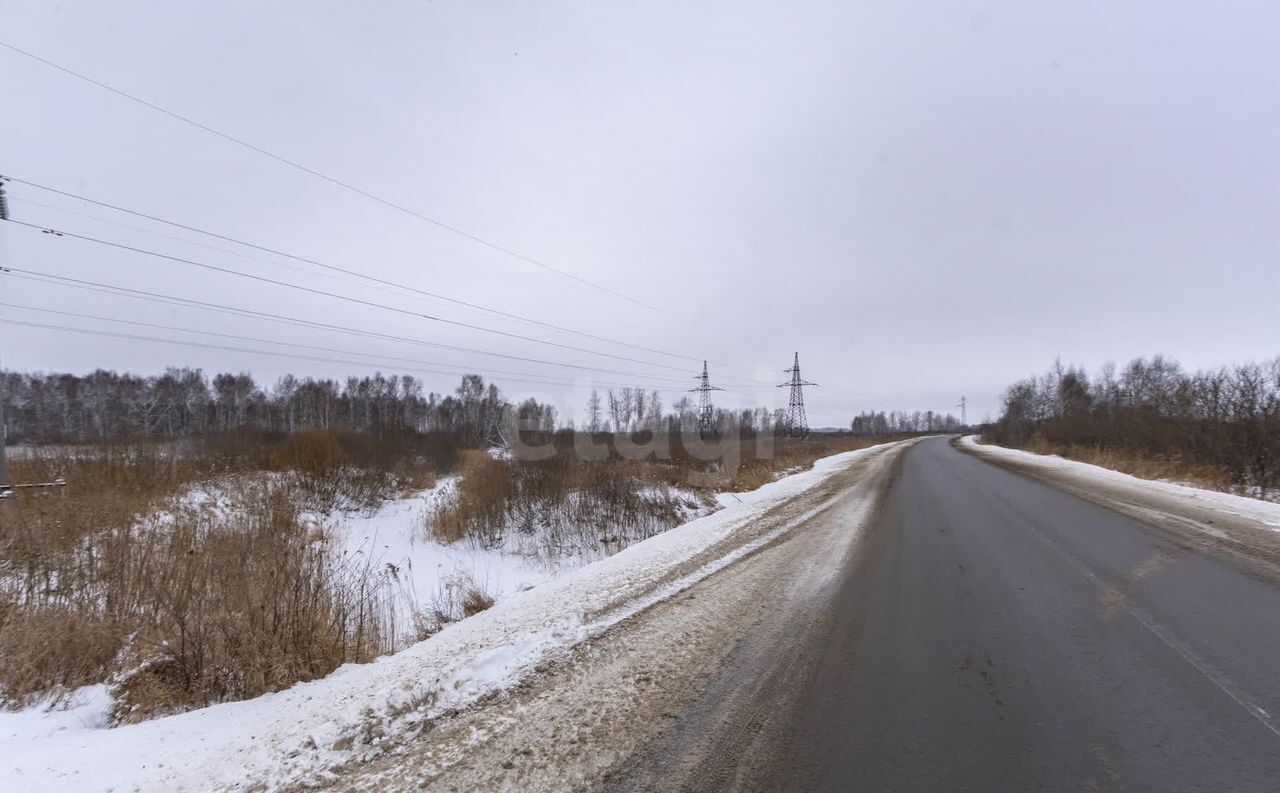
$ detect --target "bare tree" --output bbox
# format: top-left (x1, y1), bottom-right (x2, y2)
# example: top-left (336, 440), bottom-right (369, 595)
top-left (585, 389), bottom-right (603, 432)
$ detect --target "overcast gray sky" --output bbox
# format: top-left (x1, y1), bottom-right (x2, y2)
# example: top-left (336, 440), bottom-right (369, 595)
top-left (2, 0), bottom-right (1277, 426)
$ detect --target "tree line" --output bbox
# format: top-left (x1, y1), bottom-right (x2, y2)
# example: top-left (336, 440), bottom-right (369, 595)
top-left (849, 410), bottom-right (965, 436)
top-left (0, 368), bottom-right (799, 446)
top-left (0, 368), bottom-right (554, 447)
top-left (988, 355), bottom-right (1280, 496)
top-left (583, 387), bottom-right (788, 435)
top-left (2, 367), bottom-right (960, 448)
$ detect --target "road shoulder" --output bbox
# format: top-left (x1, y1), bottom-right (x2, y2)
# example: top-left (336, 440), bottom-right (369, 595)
top-left (954, 436), bottom-right (1280, 582)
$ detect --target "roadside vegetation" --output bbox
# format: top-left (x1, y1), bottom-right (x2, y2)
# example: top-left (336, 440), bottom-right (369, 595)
top-left (426, 433), bottom-right (886, 562)
top-left (987, 355), bottom-right (1280, 499)
top-left (1, 368), bottom-right (895, 723)
top-left (0, 430), bottom-right (451, 720)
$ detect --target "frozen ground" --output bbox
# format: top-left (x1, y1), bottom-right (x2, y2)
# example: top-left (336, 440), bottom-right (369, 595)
top-left (0, 442), bottom-right (903, 793)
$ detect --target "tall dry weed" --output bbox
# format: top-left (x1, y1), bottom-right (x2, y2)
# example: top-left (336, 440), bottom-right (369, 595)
top-left (0, 429), bottom-right (441, 715)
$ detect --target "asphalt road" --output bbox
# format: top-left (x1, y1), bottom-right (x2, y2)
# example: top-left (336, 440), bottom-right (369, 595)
top-left (323, 440), bottom-right (909, 793)
top-left (603, 437), bottom-right (1280, 792)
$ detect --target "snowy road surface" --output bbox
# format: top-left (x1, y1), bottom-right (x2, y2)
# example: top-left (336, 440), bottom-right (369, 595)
top-left (323, 436), bottom-right (1280, 792)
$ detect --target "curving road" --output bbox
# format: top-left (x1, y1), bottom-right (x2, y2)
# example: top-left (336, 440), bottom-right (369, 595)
top-left (602, 436), bottom-right (1280, 792)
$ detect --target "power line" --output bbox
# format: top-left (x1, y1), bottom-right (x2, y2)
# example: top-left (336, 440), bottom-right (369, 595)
top-left (4, 217), bottom-right (772, 386)
top-left (4, 218), bottom-right (710, 376)
top-left (9, 195), bottom-right (405, 296)
top-left (4, 262), bottom-right (867, 409)
top-left (0, 302), bottom-right (692, 391)
top-left (2, 175), bottom-right (738, 368)
top-left (0, 317), bottom-right (698, 394)
top-left (777, 352), bottom-right (817, 438)
top-left (0, 204), bottom-right (871, 407)
top-left (0, 48), bottom-right (879, 400)
top-left (689, 361), bottom-right (724, 437)
top-left (0, 268), bottom-right (717, 386)
top-left (0, 40), bottom-right (661, 311)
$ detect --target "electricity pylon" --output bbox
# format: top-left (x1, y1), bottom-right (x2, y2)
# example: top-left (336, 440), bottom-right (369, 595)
top-left (956, 396), bottom-right (967, 427)
top-left (778, 352), bottom-right (817, 438)
top-left (689, 361), bottom-right (723, 437)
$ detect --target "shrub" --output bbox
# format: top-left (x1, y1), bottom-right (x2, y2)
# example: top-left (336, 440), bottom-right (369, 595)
top-left (423, 432), bottom-right (878, 558)
top-left (108, 482), bottom-right (391, 722)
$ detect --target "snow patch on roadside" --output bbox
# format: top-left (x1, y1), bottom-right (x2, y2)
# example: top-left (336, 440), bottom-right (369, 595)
top-left (0, 686), bottom-right (112, 747)
top-left (961, 435), bottom-right (1280, 532)
top-left (0, 441), bottom-right (901, 792)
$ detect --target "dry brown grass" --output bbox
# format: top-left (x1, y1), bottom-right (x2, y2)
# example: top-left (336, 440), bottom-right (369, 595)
top-left (721, 434), bottom-right (887, 491)
top-left (428, 445), bottom-right (703, 556)
top-left (108, 482), bottom-right (393, 723)
top-left (1025, 437), bottom-right (1233, 492)
top-left (0, 428), bottom-right (452, 715)
top-left (429, 451), bottom-right (517, 546)
top-left (426, 432), bottom-right (892, 554)
top-left (0, 427), bottom-right (879, 715)
top-left (406, 570), bottom-right (497, 641)
top-left (0, 605), bottom-right (123, 706)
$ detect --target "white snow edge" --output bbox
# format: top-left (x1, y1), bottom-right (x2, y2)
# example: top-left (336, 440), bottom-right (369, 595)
top-left (1, 440), bottom-right (905, 793)
top-left (959, 435), bottom-right (1280, 532)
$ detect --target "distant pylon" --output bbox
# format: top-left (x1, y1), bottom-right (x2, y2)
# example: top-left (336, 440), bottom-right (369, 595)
top-left (956, 396), bottom-right (967, 427)
top-left (689, 360), bottom-right (724, 437)
top-left (777, 352), bottom-right (817, 438)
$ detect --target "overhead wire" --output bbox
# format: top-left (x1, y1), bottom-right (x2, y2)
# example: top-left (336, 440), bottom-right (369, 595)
top-left (0, 303), bottom-right (700, 391)
top-left (2, 176), bottom-right (745, 368)
top-left (0, 268), bottom-right (732, 386)
top-left (0, 40), bottom-right (664, 312)
top-left (8, 195), bottom-right (420, 298)
top-left (0, 46), bottom-right (854, 394)
top-left (2, 261), bottom-right (864, 397)
top-left (0, 316), bottom-right (703, 394)
top-left (0, 268), bottom-right (865, 408)
top-left (4, 218), bottom-right (724, 377)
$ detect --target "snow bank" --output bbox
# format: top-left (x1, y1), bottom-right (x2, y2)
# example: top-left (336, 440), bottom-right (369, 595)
top-left (0, 686), bottom-right (112, 747)
top-left (0, 441), bottom-right (902, 792)
top-left (960, 435), bottom-right (1280, 532)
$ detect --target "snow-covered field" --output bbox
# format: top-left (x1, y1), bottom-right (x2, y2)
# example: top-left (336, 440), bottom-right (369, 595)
top-left (334, 474), bottom-right (711, 640)
top-left (0, 442), bottom-right (902, 792)
top-left (960, 435), bottom-right (1280, 533)
top-left (334, 476), bottom-right (555, 635)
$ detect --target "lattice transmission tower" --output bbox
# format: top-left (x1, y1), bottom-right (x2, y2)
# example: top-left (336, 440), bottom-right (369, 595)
top-left (778, 352), bottom-right (817, 438)
top-left (689, 360), bottom-right (723, 437)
